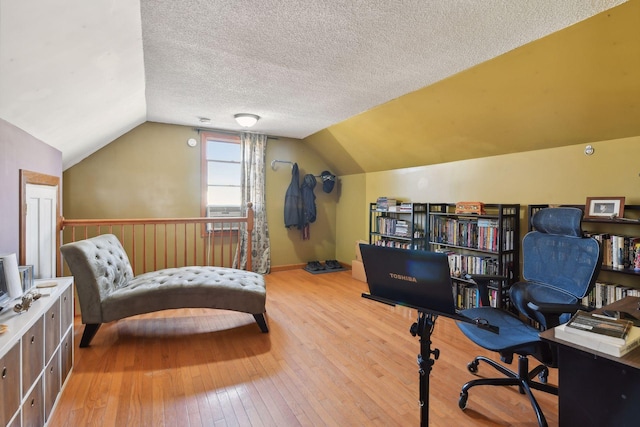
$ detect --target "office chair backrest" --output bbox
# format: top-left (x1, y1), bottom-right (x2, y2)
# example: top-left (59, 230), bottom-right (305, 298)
top-left (522, 207), bottom-right (602, 299)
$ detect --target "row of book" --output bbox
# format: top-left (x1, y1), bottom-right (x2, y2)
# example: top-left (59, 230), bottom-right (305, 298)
top-left (430, 217), bottom-right (514, 251)
top-left (581, 281), bottom-right (640, 308)
top-left (442, 251), bottom-right (502, 276)
top-left (387, 202), bottom-right (415, 213)
top-left (587, 233), bottom-right (640, 270)
top-left (375, 197), bottom-right (398, 212)
top-left (376, 217), bottom-right (411, 237)
top-left (452, 281), bottom-right (500, 309)
top-left (373, 239), bottom-right (424, 250)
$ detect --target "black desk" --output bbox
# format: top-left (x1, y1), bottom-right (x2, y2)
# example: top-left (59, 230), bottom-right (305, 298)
top-left (540, 297), bottom-right (640, 427)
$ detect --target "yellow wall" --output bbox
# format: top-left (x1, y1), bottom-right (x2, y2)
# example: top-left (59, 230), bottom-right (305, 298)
top-left (360, 137), bottom-right (639, 207)
top-left (63, 122), bottom-right (338, 268)
top-left (336, 136), bottom-right (640, 285)
top-left (266, 137), bottom-right (338, 267)
top-left (63, 121), bottom-right (640, 280)
top-left (335, 173), bottom-right (367, 263)
top-left (63, 122), bottom-right (201, 218)
top-left (304, 0), bottom-right (640, 176)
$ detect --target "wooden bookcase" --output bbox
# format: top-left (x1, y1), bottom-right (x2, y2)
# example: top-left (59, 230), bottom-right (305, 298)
top-left (528, 204), bottom-right (640, 307)
top-left (428, 203), bottom-right (520, 310)
top-left (369, 202), bottom-right (428, 250)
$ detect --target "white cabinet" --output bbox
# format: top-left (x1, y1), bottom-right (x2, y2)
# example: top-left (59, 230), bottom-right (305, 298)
top-left (0, 343), bottom-right (20, 426)
top-left (0, 277), bottom-right (73, 426)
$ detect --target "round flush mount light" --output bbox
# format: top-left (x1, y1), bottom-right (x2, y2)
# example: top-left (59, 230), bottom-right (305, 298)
top-left (584, 145), bottom-right (594, 156)
top-left (234, 113), bottom-right (260, 128)
top-left (187, 138), bottom-right (197, 147)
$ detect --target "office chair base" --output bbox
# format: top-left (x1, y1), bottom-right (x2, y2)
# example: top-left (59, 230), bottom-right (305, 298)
top-left (459, 355), bottom-right (557, 427)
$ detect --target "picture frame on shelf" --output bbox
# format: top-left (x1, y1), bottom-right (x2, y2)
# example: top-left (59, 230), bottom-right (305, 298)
top-left (585, 196), bottom-right (625, 219)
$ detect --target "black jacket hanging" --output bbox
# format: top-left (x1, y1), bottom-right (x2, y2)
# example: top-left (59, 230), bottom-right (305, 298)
top-left (284, 163), bottom-right (302, 229)
top-left (301, 174), bottom-right (317, 225)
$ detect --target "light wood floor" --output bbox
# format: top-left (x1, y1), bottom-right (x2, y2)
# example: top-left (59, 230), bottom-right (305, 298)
top-left (48, 269), bottom-right (559, 427)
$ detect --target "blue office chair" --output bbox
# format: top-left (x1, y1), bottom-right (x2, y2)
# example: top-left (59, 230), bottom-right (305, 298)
top-left (457, 207), bottom-right (602, 427)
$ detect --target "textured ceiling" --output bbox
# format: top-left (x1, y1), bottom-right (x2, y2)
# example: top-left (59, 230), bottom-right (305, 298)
top-left (306, 0), bottom-right (640, 174)
top-left (0, 0), bottom-right (628, 169)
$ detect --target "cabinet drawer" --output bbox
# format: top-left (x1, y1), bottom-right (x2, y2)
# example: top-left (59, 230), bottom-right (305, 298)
top-left (60, 329), bottom-right (73, 387)
top-left (60, 285), bottom-right (74, 334)
top-left (44, 350), bottom-right (61, 422)
top-left (0, 342), bottom-right (21, 426)
top-left (45, 297), bottom-right (61, 363)
top-left (22, 317), bottom-right (44, 396)
top-left (22, 375), bottom-right (44, 427)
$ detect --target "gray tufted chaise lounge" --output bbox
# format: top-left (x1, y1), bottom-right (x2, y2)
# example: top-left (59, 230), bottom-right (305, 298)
top-left (60, 234), bottom-right (268, 347)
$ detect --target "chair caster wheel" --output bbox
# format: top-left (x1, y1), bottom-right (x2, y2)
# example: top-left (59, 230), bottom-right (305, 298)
top-left (538, 369), bottom-right (548, 384)
top-left (467, 361), bottom-right (478, 374)
top-left (458, 392), bottom-right (468, 410)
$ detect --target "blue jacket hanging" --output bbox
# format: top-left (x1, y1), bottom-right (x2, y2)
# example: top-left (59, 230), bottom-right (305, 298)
top-left (284, 163), bottom-right (302, 229)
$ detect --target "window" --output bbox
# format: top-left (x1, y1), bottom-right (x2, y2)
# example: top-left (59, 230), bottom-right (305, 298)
top-left (200, 132), bottom-right (242, 223)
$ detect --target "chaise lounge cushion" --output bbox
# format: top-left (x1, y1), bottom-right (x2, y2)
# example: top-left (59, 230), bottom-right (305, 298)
top-left (101, 266), bottom-right (267, 322)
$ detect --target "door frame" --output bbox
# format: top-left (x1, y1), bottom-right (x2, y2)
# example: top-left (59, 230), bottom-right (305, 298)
top-left (19, 170), bottom-right (61, 276)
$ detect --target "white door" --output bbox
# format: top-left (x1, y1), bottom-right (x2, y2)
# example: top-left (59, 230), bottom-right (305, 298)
top-left (25, 184), bottom-right (58, 278)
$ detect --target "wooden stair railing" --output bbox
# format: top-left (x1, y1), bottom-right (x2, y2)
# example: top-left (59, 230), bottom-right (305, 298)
top-left (60, 205), bottom-right (254, 276)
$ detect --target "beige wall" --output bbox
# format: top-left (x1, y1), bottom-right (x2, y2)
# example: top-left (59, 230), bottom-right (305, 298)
top-left (63, 122), bottom-right (338, 268)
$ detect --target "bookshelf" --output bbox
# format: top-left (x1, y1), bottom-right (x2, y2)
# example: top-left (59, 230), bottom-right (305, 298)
top-left (528, 204), bottom-right (640, 307)
top-left (428, 203), bottom-right (520, 310)
top-left (369, 202), bottom-right (428, 250)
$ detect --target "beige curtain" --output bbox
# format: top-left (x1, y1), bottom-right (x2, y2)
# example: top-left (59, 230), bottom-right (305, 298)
top-left (236, 132), bottom-right (270, 273)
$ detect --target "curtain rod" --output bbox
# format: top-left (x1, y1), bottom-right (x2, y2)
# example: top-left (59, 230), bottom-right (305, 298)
top-left (193, 127), bottom-right (279, 140)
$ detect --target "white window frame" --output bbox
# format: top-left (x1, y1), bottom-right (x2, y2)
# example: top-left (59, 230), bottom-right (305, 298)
top-left (200, 131), bottom-right (242, 231)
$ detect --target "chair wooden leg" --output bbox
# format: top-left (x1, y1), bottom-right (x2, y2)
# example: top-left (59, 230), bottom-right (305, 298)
top-left (253, 313), bottom-right (269, 333)
top-left (80, 323), bottom-right (101, 348)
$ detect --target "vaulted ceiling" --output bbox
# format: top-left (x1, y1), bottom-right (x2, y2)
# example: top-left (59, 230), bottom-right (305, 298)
top-left (0, 0), bottom-right (635, 173)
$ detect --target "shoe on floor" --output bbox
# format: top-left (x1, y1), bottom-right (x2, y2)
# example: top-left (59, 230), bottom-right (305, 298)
top-left (325, 260), bottom-right (341, 269)
top-left (306, 260), bottom-right (324, 271)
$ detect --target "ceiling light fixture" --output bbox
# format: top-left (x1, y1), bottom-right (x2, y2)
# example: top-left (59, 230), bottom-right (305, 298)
top-left (234, 113), bottom-right (260, 128)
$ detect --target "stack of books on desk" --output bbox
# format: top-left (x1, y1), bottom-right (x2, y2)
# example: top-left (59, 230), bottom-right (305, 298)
top-left (554, 310), bottom-right (640, 357)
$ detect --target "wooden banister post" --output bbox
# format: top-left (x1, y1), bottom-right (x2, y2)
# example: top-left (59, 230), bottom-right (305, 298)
top-left (246, 203), bottom-right (254, 272)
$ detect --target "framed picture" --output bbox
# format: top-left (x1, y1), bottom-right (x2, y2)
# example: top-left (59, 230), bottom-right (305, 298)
top-left (585, 197), bottom-right (625, 219)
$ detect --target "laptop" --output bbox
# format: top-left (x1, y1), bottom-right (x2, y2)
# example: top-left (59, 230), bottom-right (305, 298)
top-left (360, 244), bottom-right (501, 336)
top-left (360, 244), bottom-right (464, 317)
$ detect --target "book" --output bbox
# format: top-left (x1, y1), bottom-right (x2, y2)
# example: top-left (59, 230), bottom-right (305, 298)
top-left (564, 310), bottom-right (632, 345)
top-left (554, 323), bottom-right (640, 357)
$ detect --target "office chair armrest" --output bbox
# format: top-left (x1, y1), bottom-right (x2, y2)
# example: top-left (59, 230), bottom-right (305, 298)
top-left (526, 301), bottom-right (585, 314)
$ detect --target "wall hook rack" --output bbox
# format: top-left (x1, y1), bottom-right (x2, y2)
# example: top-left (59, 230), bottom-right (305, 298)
top-left (271, 159), bottom-right (294, 171)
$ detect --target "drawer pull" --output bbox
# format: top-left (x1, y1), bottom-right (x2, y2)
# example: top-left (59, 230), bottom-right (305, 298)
top-left (31, 335), bottom-right (35, 344)
top-left (2, 367), bottom-right (6, 378)
top-left (31, 398), bottom-right (35, 407)
top-left (50, 366), bottom-right (54, 374)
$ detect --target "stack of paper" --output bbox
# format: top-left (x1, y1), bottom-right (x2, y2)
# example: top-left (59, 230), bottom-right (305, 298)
top-left (554, 311), bottom-right (640, 357)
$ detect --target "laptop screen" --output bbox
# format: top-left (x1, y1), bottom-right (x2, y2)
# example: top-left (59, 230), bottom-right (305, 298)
top-left (360, 244), bottom-right (458, 315)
